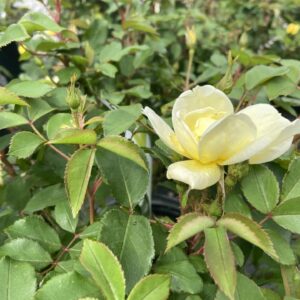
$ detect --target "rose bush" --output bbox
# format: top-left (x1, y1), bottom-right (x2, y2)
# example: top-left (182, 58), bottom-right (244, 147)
top-left (0, 1), bottom-right (300, 300)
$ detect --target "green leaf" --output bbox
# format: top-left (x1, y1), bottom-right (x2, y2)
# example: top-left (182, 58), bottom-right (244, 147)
top-left (0, 24), bottom-right (30, 48)
top-left (0, 112), bottom-right (28, 130)
top-left (241, 165), bottom-right (279, 213)
top-left (24, 184), bottom-right (67, 213)
top-left (280, 266), bottom-right (300, 299)
top-left (9, 131), bottom-right (44, 159)
top-left (217, 213), bottom-right (277, 259)
top-left (54, 201), bottom-right (78, 233)
top-left (80, 239), bottom-right (125, 300)
top-left (154, 248), bottom-right (203, 294)
top-left (99, 41), bottom-right (123, 63)
top-left (49, 129), bottom-right (97, 145)
top-left (224, 189), bottom-right (251, 218)
top-left (215, 273), bottom-right (265, 300)
top-left (281, 158), bottom-right (300, 202)
top-left (123, 16), bottom-right (158, 36)
top-left (7, 80), bottom-right (53, 98)
top-left (35, 271), bottom-right (100, 300)
top-left (96, 136), bottom-right (149, 209)
top-left (19, 12), bottom-right (63, 34)
top-left (103, 104), bottom-right (142, 136)
top-left (65, 149), bottom-right (95, 217)
top-left (97, 63), bottom-right (118, 78)
top-left (5, 215), bottom-right (61, 253)
top-left (128, 274), bottom-right (171, 300)
top-left (231, 242), bottom-right (244, 267)
top-left (0, 86), bottom-right (28, 106)
top-left (272, 197), bottom-right (300, 234)
top-left (204, 227), bottom-right (236, 300)
top-left (80, 221), bottom-right (103, 240)
top-left (265, 229), bottom-right (296, 265)
top-left (46, 113), bottom-right (73, 139)
top-left (245, 65), bottom-right (289, 90)
top-left (99, 209), bottom-right (154, 292)
top-left (0, 257), bottom-right (36, 300)
top-left (265, 76), bottom-right (296, 100)
top-left (124, 85), bottom-right (152, 99)
top-left (0, 238), bottom-right (52, 270)
top-left (166, 213), bottom-right (215, 251)
top-left (27, 100), bottom-right (54, 122)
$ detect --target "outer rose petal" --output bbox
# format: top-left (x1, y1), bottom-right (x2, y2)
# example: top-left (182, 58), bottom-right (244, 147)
top-left (143, 107), bottom-right (187, 157)
top-left (249, 119), bottom-right (300, 164)
top-left (198, 114), bottom-right (257, 164)
top-left (167, 160), bottom-right (221, 190)
top-left (221, 104), bottom-right (291, 165)
top-left (172, 85), bottom-right (234, 118)
top-left (172, 85), bottom-right (234, 160)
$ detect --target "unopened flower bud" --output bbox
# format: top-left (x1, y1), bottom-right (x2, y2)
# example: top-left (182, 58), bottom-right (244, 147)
top-left (185, 26), bottom-right (197, 49)
top-left (67, 75), bottom-right (81, 110)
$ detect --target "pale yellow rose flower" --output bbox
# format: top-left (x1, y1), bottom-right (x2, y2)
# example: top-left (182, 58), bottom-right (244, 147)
top-left (144, 85), bottom-right (300, 190)
top-left (286, 23), bottom-right (300, 35)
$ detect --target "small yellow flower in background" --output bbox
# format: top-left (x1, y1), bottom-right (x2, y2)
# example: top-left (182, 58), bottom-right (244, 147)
top-left (143, 85), bottom-right (300, 190)
top-left (18, 44), bottom-right (26, 55)
top-left (286, 23), bottom-right (300, 35)
top-left (185, 25), bottom-right (197, 49)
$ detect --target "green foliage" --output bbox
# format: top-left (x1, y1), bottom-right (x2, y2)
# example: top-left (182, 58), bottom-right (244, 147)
top-left (0, 257), bottom-right (36, 300)
top-left (1, 1), bottom-right (300, 298)
top-left (80, 239), bottom-right (126, 300)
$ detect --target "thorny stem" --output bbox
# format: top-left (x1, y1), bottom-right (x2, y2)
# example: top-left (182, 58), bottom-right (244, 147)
top-left (184, 49), bottom-right (195, 90)
top-left (29, 121), bottom-right (70, 161)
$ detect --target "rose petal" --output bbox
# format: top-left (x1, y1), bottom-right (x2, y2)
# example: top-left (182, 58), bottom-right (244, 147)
top-left (167, 160), bottom-right (221, 190)
top-left (198, 114), bottom-right (257, 164)
top-left (143, 107), bottom-right (187, 157)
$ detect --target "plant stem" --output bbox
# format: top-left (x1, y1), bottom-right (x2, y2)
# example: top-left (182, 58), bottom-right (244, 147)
top-left (184, 49), bottom-right (195, 90)
top-left (29, 121), bottom-right (70, 161)
top-left (88, 177), bottom-right (103, 224)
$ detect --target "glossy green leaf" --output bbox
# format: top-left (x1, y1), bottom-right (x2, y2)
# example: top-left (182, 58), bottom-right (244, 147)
top-left (27, 100), bottom-right (54, 122)
top-left (128, 274), bottom-right (171, 300)
top-left (123, 16), bottom-right (158, 36)
top-left (9, 131), bottom-right (44, 159)
top-left (154, 248), bottom-right (203, 294)
top-left (80, 239), bottom-right (125, 300)
top-left (100, 209), bottom-right (154, 292)
top-left (7, 80), bottom-right (53, 98)
top-left (19, 12), bottom-right (63, 34)
top-left (281, 158), bottom-right (300, 202)
top-left (35, 271), bottom-right (100, 300)
top-left (0, 112), bottom-right (28, 130)
top-left (265, 229), bottom-right (296, 265)
top-left (97, 63), bottom-right (118, 78)
top-left (0, 23), bottom-right (30, 48)
top-left (99, 41), bottom-right (124, 63)
top-left (265, 76), bottom-right (296, 100)
top-left (0, 257), bottom-right (36, 300)
top-left (103, 104), bottom-right (142, 136)
top-left (241, 165), bottom-right (279, 213)
top-left (49, 129), bottom-right (97, 145)
top-left (96, 136), bottom-right (149, 209)
top-left (215, 273), bottom-right (265, 300)
top-left (65, 149), bottom-right (95, 217)
top-left (245, 65), bottom-right (289, 90)
top-left (0, 86), bottom-right (28, 106)
top-left (272, 197), bottom-right (300, 234)
top-left (204, 227), bottom-right (236, 300)
top-left (54, 201), bottom-right (78, 233)
top-left (166, 213), bottom-right (214, 251)
top-left (0, 238), bottom-right (52, 270)
top-left (224, 189), bottom-right (251, 218)
top-left (5, 215), bottom-right (61, 253)
top-left (46, 113), bottom-right (73, 139)
top-left (217, 213), bottom-right (277, 259)
top-left (24, 184), bottom-right (67, 213)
